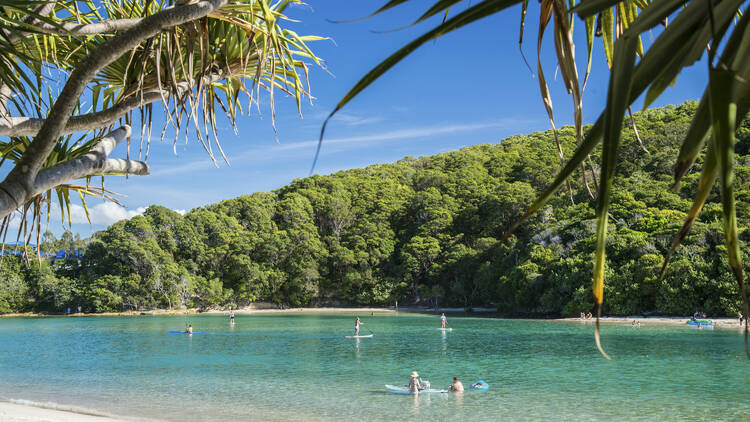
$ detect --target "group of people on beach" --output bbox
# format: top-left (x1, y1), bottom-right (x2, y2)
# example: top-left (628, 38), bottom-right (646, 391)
top-left (579, 312), bottom-right (593, 320)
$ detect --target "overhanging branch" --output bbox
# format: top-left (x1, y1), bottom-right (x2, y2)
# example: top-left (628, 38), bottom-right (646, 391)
top-left (0, 125), bottom-right (148, 219)
top-left (13, 17), bottom-right (143, 36)
top-left (33, 125), bottom-right (149, 195)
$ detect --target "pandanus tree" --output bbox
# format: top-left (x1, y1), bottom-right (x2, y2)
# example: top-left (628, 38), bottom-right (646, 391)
top-left (0, 0), bottom-right (321, 255)
top-left (321, 0), bottom-right (750, 356)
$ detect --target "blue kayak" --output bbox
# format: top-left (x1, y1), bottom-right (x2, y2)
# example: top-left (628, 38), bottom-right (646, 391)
top-left (168, 330), bottom-right (206, 334)
top-left (470, 381), bottom-right (489, 391)
top-left (687, 319), bottom-right (712, 326)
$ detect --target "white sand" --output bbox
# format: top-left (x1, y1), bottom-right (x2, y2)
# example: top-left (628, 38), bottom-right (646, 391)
top-left (0, 402), bottom-right (141, 422)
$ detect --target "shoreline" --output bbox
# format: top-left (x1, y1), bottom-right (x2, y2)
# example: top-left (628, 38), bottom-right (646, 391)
top-left (0, 400), bottom-right (143, 422)
top-left (1, 306), bottom-right (745, 330)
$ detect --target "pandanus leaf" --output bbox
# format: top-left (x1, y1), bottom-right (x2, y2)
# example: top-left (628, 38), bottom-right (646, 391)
top-left (591, 34), bottom-right (638, 359)
top-left (708, 68), bottom-right (749, 351)
top-left (600, 8), bottom-right (614, 67)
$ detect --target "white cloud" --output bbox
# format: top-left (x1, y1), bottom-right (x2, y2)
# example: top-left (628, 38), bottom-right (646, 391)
top-left (67, 202), bottom-right (147, 226)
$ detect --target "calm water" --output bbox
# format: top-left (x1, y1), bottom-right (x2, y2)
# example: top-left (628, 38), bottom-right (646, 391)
top-left (0, 313), bottom-right (749, 421)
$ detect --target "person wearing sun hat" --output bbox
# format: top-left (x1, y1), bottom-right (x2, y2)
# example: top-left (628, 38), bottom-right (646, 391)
top-left (408, 371), bottom-right (422, 393)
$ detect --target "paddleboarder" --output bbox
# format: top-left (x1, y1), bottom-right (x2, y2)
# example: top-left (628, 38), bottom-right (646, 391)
top-left (409, 371), bottom-right (422, 393)
top-left (354, 317), bottom-right (361, 336)
top-left (441, 313), bottom-right (447, 329)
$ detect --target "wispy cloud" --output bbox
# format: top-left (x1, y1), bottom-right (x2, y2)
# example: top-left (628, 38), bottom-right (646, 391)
top-left (150, 119), bottom-right (524, 177)
top-left (310, 111), bottom-right (382, 126)
top-left (265, 120), bottom-right (518, 153)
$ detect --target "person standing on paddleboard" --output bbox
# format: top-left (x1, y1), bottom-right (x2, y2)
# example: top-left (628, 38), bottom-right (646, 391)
top-left (409, 371), bottom-right (422, 393)
top-left (441, 313), bottom-right (447, 329)
top-left (354, 317), bottom-right (361, 336)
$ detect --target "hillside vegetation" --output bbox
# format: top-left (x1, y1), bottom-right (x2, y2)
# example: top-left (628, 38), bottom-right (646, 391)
top-left (2, 102), bottom-right (749, 316)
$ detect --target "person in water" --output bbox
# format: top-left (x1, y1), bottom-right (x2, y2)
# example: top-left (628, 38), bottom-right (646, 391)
top-left (229, 308), bottom-right (235, 324)
top-left (408, 371), bottom-right (422, 393)
top-left (449, 377), bottom-right (464, 392)
top-left (186, 324), bottom-right (193, 334)
top-left (441, 313), bottom-right (447, 328)
top-left (354, 317), bottom-right (361, 336)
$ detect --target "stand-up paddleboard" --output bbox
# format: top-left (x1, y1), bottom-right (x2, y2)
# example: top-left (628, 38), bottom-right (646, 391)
top-left (385, 385), bottom-right (448, 394)
top-left (168, 330), bottom-right (206, 334)
top-left (345, 334), bottom-right (374, 338)
top-left (470, 381), bottom-right (489, 391)
top-left (438, 328), bottom-right (453, 331)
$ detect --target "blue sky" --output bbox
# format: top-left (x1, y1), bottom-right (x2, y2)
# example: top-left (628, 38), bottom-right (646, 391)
top-left (43, 1), bottom-right (709, 237)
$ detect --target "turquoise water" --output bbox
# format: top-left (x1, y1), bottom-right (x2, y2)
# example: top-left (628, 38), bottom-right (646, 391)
top-left (1, 313), bottom-right (749, 421)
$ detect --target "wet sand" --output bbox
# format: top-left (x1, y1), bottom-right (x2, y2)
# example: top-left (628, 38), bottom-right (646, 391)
top-left (0, 401), bottom-right (139, 422)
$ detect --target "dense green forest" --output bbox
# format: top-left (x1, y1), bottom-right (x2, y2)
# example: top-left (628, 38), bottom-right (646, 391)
top-left (1, 102), bottom-right (748, 316)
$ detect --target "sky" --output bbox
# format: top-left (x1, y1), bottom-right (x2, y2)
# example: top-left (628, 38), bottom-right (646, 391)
top-left (31, 1), bottom-right (710, 237)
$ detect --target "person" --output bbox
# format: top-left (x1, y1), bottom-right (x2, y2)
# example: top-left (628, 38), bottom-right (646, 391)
top-left (580, 312), bottom-right (585, 320)
top-left (354, 317), bottom-right (361, 336)
top-left (586, 312), bottom-right (592, 319)
top-left (449, 377), bottom-right (464, 392)
top-left (739, 312), bottom-right (744, 326)
top-left (408, 371), bottom-right (422, 393)
top-left (632, 320), bottom-right (636, 327)
top-left (441, 313), bottom-right (447, 329)
top-left (229, 308), bottom-right (235, 324)
top-left (186, 324), bottom-right (193, 334)
top-left (77, 305), bottom-right (81, 314)
top-left (66, 307), bottom-right (70, 315)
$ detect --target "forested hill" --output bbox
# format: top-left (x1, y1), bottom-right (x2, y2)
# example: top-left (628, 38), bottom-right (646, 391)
top-left (3, 102), bottom-right (749, 316)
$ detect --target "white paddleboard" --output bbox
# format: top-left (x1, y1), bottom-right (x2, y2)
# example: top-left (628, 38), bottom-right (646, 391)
top-left (385, 384), bottom-right (448, 394)
top-left (438, 328), bottom-right (452, 331)
top-left (345, 334), bottom-right (374, 338)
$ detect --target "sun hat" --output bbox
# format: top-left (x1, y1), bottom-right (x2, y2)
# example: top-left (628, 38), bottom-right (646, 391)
top-left (411, 371), bottom-right (419, 378)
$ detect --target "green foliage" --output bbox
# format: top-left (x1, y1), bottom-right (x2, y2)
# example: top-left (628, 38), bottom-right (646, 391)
top-left (2, 102), bottom-right (748, 317)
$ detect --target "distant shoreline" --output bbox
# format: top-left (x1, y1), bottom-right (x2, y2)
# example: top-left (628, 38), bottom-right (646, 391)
top-left (1, 306), bottom-right (745, 330)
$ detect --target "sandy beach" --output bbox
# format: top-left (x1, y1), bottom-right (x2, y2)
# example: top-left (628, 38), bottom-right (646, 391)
top-left (558, 315), bottom-right (745, 330)
top-left (2, 306), bottom-right (746, 330)
top-left (0, 401), bottom-right (141, 422)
